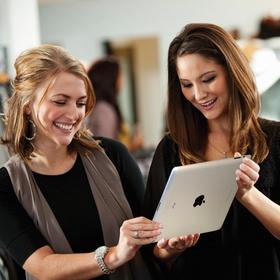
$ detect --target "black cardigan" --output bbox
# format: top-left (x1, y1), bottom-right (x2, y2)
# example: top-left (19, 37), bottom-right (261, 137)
top-left (143, 118), bottom-right (280, 280)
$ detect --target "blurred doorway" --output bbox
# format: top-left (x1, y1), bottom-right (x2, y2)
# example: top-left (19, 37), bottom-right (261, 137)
top-left (103, 36), bottom-right (161, 148)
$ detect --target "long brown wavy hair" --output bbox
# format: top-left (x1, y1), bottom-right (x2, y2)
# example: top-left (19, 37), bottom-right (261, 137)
top-left (1, 44), bottom-right (100, 160)
top-left (167, 23), bottom-right (268, 165)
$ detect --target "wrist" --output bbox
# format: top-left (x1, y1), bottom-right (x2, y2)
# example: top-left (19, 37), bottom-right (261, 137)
top-left (104, 246), bottom-right (121, 270)
top-left (236, 185), bottom-right (255, 202)
top-left (94, 246), bottom-right (115, 274)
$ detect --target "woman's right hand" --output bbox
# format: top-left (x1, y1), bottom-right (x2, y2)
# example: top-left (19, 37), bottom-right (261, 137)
top-left (154, 234), bottom-right (200, 261)
top-left (108, 216), bottom-right (162, 268)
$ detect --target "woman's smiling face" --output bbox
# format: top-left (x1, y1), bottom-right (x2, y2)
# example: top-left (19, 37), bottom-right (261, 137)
top-left (177, 53), bottom-right (230, 123)
top-left (28, 71), bottom-right (88, 148)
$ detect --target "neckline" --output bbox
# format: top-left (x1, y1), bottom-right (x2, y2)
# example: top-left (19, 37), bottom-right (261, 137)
top-left (32, 154), bottom-right (80, 177)
top-left (208, 141), bottom-right (230, 158)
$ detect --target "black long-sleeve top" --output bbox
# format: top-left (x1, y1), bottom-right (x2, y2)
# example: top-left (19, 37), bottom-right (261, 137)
top-left (143, 118), bottom-right (280, 280)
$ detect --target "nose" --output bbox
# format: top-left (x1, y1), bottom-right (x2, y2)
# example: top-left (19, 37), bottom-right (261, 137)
top-left (193, 84), bottom-right (207, 101)
top-left (65, 103), bottom-right (83, 121)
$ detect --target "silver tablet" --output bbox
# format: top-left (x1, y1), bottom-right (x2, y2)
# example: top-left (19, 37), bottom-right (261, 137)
top-left (153, 156), bottom-right (246, 240)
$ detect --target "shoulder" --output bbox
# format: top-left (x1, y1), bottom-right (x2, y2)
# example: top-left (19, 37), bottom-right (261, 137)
top-left (259, 118), bottom-right (280, 148)
top-left (156, 133), bottom-right (175, 149)
top-left (0, 155), bottom-right (22, 188)
top-left (0, 166), bottom-right (12, 191)
top-left (154, 134), bottom-right (178, 160)
top-left (149, 134), bottom-right (180, 175)
top-left (94, 137), bottom-right (130, 165)
top-left (96, 136), bottom-right (127, 154)
top-left (259, 118), bottom-right (280, 137)
top-left (257, 118), bottom-right (280, 191)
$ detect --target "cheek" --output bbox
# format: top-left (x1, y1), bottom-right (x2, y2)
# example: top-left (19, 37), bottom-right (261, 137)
top-left (215, 79), bottom-right (229, 95)
top-left (78, 108), bottom-right (86, 119)
top-left (181, 88), bottom-right (193, 102)
top-left (37, 107), bottom-right (59, 123)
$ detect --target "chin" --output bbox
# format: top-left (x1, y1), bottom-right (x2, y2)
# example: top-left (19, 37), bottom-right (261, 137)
top-left (55, 137), bottom-right (74, 147)
top-left (203, 111), bottom-right (221, 120)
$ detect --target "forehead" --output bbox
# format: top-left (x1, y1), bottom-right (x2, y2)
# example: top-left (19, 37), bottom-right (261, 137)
top-left (34, 72), bottom-right (87, 101)
top-left (176, 53), bottom-right (223, 78)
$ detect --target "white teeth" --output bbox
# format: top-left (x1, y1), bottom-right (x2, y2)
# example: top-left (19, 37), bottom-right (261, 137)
top-left (201, 99), bottom-right (215, 107)
top-left (55, 122), bottom-right (73, 130)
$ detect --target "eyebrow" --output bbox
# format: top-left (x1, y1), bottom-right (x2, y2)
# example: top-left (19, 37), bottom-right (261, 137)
top-left (52, 94), bottom-right (87, 100)
top-left (179, 70), bottom-right (216, 82)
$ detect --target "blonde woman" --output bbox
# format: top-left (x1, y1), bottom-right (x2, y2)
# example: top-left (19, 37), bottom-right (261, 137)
top-left (0, 44), bottom-right (161, 280)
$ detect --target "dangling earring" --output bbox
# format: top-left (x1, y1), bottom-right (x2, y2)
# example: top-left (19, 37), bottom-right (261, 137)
top-left (74, 130), bottom-right (81, 139)
top-left (24, 119), bottom-right (37, 141)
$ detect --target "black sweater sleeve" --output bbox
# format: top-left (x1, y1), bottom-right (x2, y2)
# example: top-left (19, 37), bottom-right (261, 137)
top-left (143, 135), bottom-right (180, 219)
top-left (0, 167), bottom-right (47, 266)
top-left (97, 137), bottom-right (145, 217)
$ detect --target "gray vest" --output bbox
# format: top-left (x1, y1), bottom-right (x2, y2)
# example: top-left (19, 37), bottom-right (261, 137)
top-left (5, 148), bottom-right (152, 280)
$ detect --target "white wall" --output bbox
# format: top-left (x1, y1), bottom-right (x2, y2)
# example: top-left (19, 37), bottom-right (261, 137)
top-left (0, 0), bottom-right (8, 45)
top-left (39, 0), bottom-right (280, 146)
top-left (0, 0), bottom-right (41, 75)
top-left (132, 38), bottom-right (162, 148)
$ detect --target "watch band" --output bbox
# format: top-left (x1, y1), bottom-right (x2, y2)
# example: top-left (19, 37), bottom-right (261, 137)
top-left (94, 246), bottom-right (115, 275)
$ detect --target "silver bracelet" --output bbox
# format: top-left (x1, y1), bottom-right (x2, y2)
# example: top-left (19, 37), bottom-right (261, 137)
top-left (94, 246), bottom-right (115, 275)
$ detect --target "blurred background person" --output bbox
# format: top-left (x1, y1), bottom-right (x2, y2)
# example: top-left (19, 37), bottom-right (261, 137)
top-left (87, 57), bottom-right (143, 152)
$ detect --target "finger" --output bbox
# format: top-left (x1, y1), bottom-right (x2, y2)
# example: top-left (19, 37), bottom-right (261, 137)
top-left (127, 216), bottom-right (156, 224)
top-left (130, 229), bottom-right (161, 239)
top-left (174, 238), bottom-right (188, 250)
top-left (157, 238), bottom-right (168, 249)
top-left (242, 157), bottom-right (260, 172)
top-left (193, 233), bottom-right (200, 244)
top-left (238, 164), bottom-right (259, 183)
top-left (234, 152), bottom-right (242, 158)
top-left (168, 237), bottom-right (180, 249)
top-left (239, 163), bottom-right (259, 179)
top-left (180, 233), bottom-right (200, 247)
top-left (236, 170), bottom-right (255, 186)
top-left (127, 222), bottom-right (162, 232)
top-left (131, 236), bottom-right (160, 246)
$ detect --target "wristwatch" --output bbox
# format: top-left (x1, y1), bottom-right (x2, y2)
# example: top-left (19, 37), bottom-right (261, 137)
top-left (94, 246), bottom-right (115, 275)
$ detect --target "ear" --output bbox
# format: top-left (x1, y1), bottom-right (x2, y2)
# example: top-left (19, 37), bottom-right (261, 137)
top-left (24, 104), bottom-right (32, 115)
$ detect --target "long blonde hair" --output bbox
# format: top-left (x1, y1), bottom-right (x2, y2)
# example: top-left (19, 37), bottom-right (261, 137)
top-left (1, 44), bottom-right (100, 160)
top-left (167, 23), bottom-right (268, 164)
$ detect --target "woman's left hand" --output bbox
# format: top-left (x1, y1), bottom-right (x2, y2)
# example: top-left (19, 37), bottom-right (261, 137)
top-left (154, 234), bottom-right (200, 261)
top-left (235, 155), bottom-right (260, 199)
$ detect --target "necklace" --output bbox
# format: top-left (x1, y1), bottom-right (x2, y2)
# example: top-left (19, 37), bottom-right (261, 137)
top-left (208, 142), bottom-right (230, 158)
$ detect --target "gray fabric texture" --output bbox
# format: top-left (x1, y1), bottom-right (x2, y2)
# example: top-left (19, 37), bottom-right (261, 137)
top-left (5, 148), bottom-right (151, 280)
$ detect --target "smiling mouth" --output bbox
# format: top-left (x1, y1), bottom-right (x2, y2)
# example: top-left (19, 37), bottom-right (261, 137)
top-left (200, 98), bottom-right (217, 109)
top-left (54, 122), bottom-right (74, 131)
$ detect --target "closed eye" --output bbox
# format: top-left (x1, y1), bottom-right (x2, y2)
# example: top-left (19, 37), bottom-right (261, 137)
top-left (202, 76), bottom-right (216, 83)
top-left (53, 100), bottom-right (66, 106)
top-left (181, 83), bottom-right (192, 89)
top-left (77, 102), bottom-right (86, 108)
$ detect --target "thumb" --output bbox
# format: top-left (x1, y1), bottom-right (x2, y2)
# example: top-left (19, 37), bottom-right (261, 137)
top-left (234, 152), bottom-right (242, 158)
top-left (157, 238), bottom-right (168, 249)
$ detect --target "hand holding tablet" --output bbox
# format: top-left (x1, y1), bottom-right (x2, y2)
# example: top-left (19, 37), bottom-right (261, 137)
top-left (153, 156), bottom-right (249, 241)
